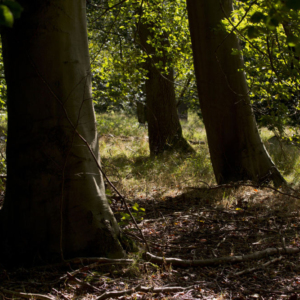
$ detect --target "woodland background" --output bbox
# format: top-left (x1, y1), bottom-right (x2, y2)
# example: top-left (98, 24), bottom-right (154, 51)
top-left (0, 0), bottom-right (300, 299)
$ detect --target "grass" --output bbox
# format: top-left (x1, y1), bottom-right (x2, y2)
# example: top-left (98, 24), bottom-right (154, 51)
top-left (97, 111), bottom-right (300, 200)
top-left (260, 127), bottom-right (300, 184)
top-left (97, 112), bottom-right (214, 199)
top-left (0, 110), bottom-right (299, 200)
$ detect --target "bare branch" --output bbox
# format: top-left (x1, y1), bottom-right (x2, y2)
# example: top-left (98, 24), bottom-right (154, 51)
top-left (0, 288), bottom-right (55, 300)
top-left (96, 284), bottom-right (193, 300)
top-left (144, 247), bottom-right (300, 267)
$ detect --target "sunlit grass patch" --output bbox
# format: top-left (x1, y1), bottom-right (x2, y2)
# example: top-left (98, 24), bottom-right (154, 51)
top-left (97, 112), bottom-right (214, 198)
top-left (181, 112), bottom-right (207, 142)
top-left (258, 126), bottom-right (300, 185)
top-left (97, 111), bottom-right (300, 196)
top-left (96, 112), bottom-right (147, 138)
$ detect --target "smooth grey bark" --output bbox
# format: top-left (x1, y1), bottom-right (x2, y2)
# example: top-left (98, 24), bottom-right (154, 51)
top-left (0, 0), bottom-right (125, 264)
top-left (186, 0), bottom-right (285, 186)
top-left (138, 21), bottom-right (194, 156)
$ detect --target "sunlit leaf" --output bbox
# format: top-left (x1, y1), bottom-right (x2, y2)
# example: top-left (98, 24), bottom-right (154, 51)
top-left (0, 5), bottom-right (13, 27)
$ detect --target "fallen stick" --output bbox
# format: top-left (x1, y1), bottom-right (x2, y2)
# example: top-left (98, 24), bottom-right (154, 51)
top-left (59, 257), bottom-right (134, 280)
top-left (52, 288), bottom-right (69, 300)
top-left (66, 257), bottom-right (133, 265)
top-left (144, 247), bottom-right (300, 267)
top-left (96, 284), bottom-right (193, 300)
top-left (234, 256), bottom-right (283, 276)
top-left (66, 272), bottom-right (103, 292)
top-left (0, 288), bottom-right (54, 300)
top-left (33, 257), bottom-right (134, 271)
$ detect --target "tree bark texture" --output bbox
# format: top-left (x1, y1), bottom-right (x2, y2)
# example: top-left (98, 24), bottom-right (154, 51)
top-left (138, 21), bottom-right (194, 156)
top-left (0, 0), bottom-right (125, 264)
top-left (186, 0), bottom-right (285, 186)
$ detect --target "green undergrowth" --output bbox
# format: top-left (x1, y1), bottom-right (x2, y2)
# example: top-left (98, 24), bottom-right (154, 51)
top-left (97, 112), bottom-right (300, 197)
top-left (97, 112), bottom-right (214, 197)
top-left (259, 127), bottom-right (300, 184)
top-left (0, 113), bottom-right (6, 192)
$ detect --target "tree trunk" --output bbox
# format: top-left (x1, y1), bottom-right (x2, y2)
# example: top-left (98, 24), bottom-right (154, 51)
top-left (138, 22), bottom-right (194, 156)
top-left (136, 101), bottom-right (147, 124)
top-left (0, 0), bottom-right (125, 264)
top-left (186, 0), bottom-right (285, 186)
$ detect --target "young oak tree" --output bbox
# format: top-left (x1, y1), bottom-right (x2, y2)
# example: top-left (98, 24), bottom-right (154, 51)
top-left (186, 0), bottom-right (285, 186)
top-left (0, 0), bottom-right (125, 264)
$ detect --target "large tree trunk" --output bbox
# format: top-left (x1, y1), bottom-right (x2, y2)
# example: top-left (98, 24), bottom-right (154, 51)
top-left (0, 0), bottom-right (125, 264)
top-left (186, 0), bottom-right (285, 186)
top-left (138, 22), bottom-right (194, 156)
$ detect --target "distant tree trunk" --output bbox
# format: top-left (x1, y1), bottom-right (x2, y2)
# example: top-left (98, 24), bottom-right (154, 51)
top-left (138, 22), bottom-right (194, 156)
top-left (137, 102), bottom-right (147, 124)
top-left (177, 102), bottom-right (188, 121)
top-left (186, 0), bottom-right (285, 186)
top-left (177, 75), bottom-right (192, 121)
top-left (0, 0), bottom-right (125, 264)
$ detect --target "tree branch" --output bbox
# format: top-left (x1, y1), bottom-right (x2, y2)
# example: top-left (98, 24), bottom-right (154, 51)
top-left (0, 288), bottom-right (54, 300)
top-left (144, 247), bottom-right (300, 267)
top-left (96, 284), bottom-right (193, 300)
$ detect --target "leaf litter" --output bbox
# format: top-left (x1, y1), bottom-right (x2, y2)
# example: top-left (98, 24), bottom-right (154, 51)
top-left (1, 185), bottom-right (300, 299)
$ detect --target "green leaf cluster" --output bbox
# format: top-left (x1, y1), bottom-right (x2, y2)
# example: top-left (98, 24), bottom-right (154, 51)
top-left (87, 0), bottom-right (199, 114)
top-left (222, 0), bottom-right (300, 133)
top-left (118, 202), bottom-right (145, 226)
top-left (0, 0), bottom-right (22, 27)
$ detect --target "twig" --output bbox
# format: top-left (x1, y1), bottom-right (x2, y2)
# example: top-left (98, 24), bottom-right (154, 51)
top-left (187, 181), bottom-right (300, 200)
top-left (65, 272), bottom-right (102, 292)
top-left (144, 247), bottom-right (300, 267)
top-left (233, 256), bottom-right (283, 276)
top-left (96, 284), bottom-right (193, 300)
top-left (29, 55), bottom-right (150, 252)
top-left (34, 257), bottom-right (133, 271)
top-left (57, 257), bottom-right (134, 280)
top-left (0, 288), bottom-right (54, 300)
top-left (67, 261), bottom-right (132, 277)
top-left (52, 288), bottom-right (69, 300)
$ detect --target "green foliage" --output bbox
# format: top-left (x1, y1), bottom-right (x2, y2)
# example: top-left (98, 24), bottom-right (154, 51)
top-left (96, 112), bottom-right (143, 136)
top-left (87, 0), bottom-right (198, 114)
top-left (98, 112), bottom-right (214, 196)
top-left (222, 0), bottom-right (300, 134)
top-left (0, 0), bottom-right (22, 27)
top-left (0, 42), bottom-right (6, 111)
top-left (118, 202), bottom-right (145, 226)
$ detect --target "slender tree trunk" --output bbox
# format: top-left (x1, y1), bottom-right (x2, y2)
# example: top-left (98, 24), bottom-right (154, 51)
top-left (0, 0), bottom-right (125, 264)
top-left (136, 101), bottom-right (147, 124)
top-left (186, 0), bottom-right (285, 186)
top-left (138, 22), bottom-right (194, 156)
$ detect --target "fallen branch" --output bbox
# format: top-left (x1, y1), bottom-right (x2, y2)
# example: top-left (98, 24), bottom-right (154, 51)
top-left (187, 181), bottom-right (300, 200)
top-left (96, 284), bottom-right (193, 300)
top-left (65, 272), bottom-right (103, 292)
top-left (34, 256), bottom-right (133, 270)
top-left (0, 288), bottom-right (54, 300)
top-left (52, 288), bottom-right (69, 300)
top-left (145, 247), bottom-right (300, 267)
top-left (59, 257), bottom-right (133, 279)
top-left (234, 256), bottom-right (283, 276)
top-left (66, 257), bottom-right (133, 265)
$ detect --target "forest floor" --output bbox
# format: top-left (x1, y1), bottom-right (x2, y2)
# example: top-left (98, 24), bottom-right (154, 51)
top-left (1, 185), bottom-right (300, 300)
top-left (1, 113), bottom-right (300, 299)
